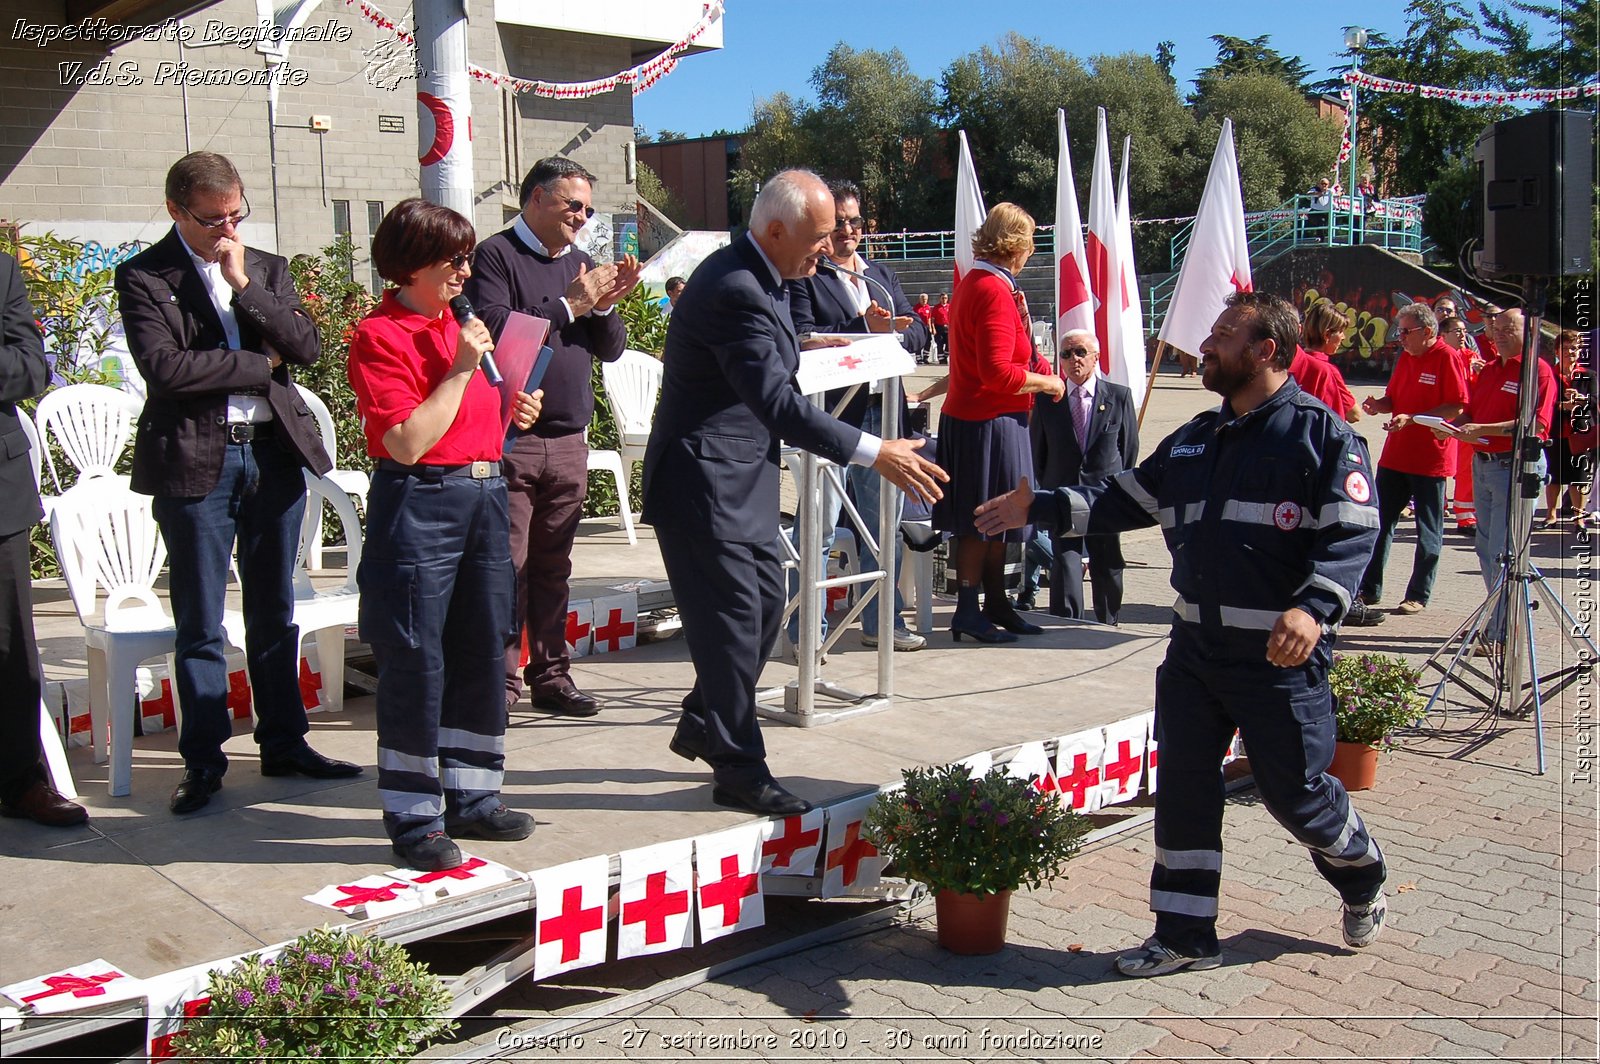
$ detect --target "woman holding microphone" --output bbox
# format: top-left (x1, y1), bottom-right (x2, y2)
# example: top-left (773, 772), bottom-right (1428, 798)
top-left (348, 199), bottom-right (541, 871)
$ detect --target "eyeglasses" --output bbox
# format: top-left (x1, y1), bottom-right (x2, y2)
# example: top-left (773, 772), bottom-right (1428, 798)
top-left (833, 217), bottom-right (865, 233)
top-left (1063, 346), bottom-right (1096, 359)
top-left (1396, 325), bottom-right (1430, 337)
top-left (444, 252), bottom-right (471, 271)
top-left (558, 198), bottom-right (596, 219)
top-left (177, 196), bottom-right (251, 230)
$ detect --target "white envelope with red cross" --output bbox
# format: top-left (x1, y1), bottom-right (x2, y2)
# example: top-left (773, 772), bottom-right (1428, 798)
top-left (388, 854), bottom-right (525, 900)
top-left (1098, 715), bottom-right (1149, 807)
top-left (616, 840), bottom-right (695, 960)
top-left (531, 855), bottom-right (611, 980)
top-left (1, 959), bottom-right (145, 1015)
top-left (820, 792), bottom-right (886, 898)
top-left (1054, 728), bottom-right (1107, 812)
top-left (759, 808), bottom-right (825, 877)
top-left (303, 874), bottom-right (426, 919)
top-left (694, 822), bottom-right (765, 942)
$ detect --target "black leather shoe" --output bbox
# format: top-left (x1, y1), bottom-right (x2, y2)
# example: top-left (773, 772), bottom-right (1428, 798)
top-left (531, 685), bottom-right (600, 717)
top-left (712, 779), bottom-right (813, 816)
top-left (985, 607), bottom-right (1044, 635)
top-left (393, 831), bottom-right (462, 872)
top-left (170, 768), bottom-right (224, 815)
top-left (669, 733), bottom-right (707, 763)
top-left (1014, 593), bottom-right (1037, 612)
top-left (446, 805), bottom-right (535, 841)
top-left (1, 781), bottom-right (89, 827)
top-left (950, 616), bottom-right (1019, 643)
top-left (261, 745), bottom-right (363, 779)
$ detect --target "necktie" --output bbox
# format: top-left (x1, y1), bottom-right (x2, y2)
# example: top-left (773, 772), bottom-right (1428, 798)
top-left (1072, 387), bottom-right (1090, 450)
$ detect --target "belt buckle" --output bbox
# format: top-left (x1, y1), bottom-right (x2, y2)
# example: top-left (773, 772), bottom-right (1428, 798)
top-left (470, 461), bottom-right (493, 479)
top-left (227, 423), bottom-right (252, 444)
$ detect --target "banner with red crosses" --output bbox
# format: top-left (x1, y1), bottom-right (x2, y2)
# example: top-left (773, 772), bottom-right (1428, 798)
top-left (1004, 740), bottom-right (1061, 803)
top-left (759, 808), bottom-right (824, 877)
top-left (820, 793), bottom-right (885, 899)
top-left (616, 840), bottom-right (695, 960)
top-left (1, 959), bottom-right (145, 1016)
top-left (694, 823), bottom-right (765, 942)
top-left (588, 593), bottom-right (638, 655)
top-left (1138, 711), bottom-right (1158, 793)
top-left (531, 856), bottom-right (611, 980)
top-left (1098, 716), bottom-right (1149, 808)
top-left (1054, 728), bottom-right (1107, 813)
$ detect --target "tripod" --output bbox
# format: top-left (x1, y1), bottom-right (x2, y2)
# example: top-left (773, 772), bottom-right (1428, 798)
top-left (1418, 279), bottom-right (1597, 774)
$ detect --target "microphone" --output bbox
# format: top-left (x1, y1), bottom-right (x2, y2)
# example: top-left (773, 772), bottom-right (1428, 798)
top-left (448, 295), bottom-right (503, 386)
top-left (817, 258), bottom-right (901, 336)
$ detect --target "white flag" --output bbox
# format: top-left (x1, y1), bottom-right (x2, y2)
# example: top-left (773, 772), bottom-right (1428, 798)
top-left (695, 822), bottom-right (765, 942)
top-left (1054, 110), bottom-right (1094, 344)
top-left (1054, 728), bottom-right (1107, 812)
top-left (1086, 108), bottom-right (1129, 391)
top-left (616, 840), bottom-right (695, 959)
top-left (759, 807), bottom-right (825, 876)
top-left (1099, 715), bottom-right (1150, 807)
top-left (1115, 137), bottom-right (1148, 406)
top-left (1157, 118), bottom-right (1253, 361)
top-left (144, 962), bottom-right (216, 1060)
top-left (954, 130), bottom-right (987, 286)
top-left (531, 855), bottom-right (611, 979)
top-left (820, 792), bottom-right (886, 898)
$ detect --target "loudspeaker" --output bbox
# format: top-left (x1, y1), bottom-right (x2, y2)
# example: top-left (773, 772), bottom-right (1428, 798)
top-left (1474, 110), bottom-right (1594, 278)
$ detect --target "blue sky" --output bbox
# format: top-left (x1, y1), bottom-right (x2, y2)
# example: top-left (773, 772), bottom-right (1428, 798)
top-left (634, 1), bottom-right (1505, 138)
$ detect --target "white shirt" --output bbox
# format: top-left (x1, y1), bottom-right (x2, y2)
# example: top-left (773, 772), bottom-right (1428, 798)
top-left (513, 213), bottom-right (615, 323)
top-left (176, 229), bottom-right (268, 424)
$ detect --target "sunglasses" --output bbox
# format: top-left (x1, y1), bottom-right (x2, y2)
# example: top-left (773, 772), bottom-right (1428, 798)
top-left (1063, 346), bottom-right (1096, 359)
top-left (177, 196), bottom-right (251, 230)
top-left (443, 253), bottom-right (471, 271)
top-left (557, 198), bottom-right (596, 219)
top-left (833, 216), bottom-right (865, 233)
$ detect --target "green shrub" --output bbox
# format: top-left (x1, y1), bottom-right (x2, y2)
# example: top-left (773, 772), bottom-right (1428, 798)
top-left (1330, 652), bottom-right (1425, 749)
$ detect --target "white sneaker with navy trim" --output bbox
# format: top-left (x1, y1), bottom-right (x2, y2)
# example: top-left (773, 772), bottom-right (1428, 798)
top-left (1342, 891), bottom-right (1387, 948)
top-left (1114, 937), bottom-right (1222, 978)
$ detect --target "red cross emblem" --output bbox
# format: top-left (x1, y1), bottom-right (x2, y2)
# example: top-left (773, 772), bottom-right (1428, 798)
top-left (763, 814), bottom-right (821, 872)
top-left (1059, 752), bottom-right (1101, 808)
top-left (412, 857), bottom-right (488, 883)
top-left (565, 610), bottom-right (591, 647)
top-left (20, 971), bottom-right (124, 1004)
top-left (1103, 739), bottom-right (1143, 795)
top-left (226, 670), bottom-right (252, 720)
top-left (592, 608), bottom-right (634, 652)
top-left (142, 678), bottom-right (176, 730)
top-left (825, 821), bottom-right (879, 887)
top-left (539, 885), bottom-right (604, 963)
top-left (622, 870), bottom-right (690, 945)
top-left (332, 882), bottom-right (409, 909)
top-left (838, 354), bottom-right (862, 370)
top-left (700, 854), bottom-right (758, 925)
top-left (298, 659), bottom-right (323, 711)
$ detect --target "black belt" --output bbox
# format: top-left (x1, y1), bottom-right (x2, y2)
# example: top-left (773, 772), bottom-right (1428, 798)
top-left (377, 458), bottom-right (499, 479)
top-left (225, 422), bottom-right (273, 443)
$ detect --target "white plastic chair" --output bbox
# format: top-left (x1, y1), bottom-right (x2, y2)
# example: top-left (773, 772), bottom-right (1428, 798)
top-left (293, 471), bottom-right (363, 714)
top-left (583, 430), bottom-right (637, 546)
top-left (293, 385), bottom-right (369, 569)
top-left (17, 410), bottom-right (75, 798)
top-left (33, 383), bottom-right (143, 493)
top-left (599, 349), bottom-right (663, 489)
top-left (48, 480), bottom-right (245, 797)
top-left (16, 408), bottom-right (51, 520)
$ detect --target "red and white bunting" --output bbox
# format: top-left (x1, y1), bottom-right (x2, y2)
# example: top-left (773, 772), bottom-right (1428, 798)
top-left (2, 959), bottom-right (144, 1015)
top-left (589, 593), bottom-right (638, 654)
top-left (143, 962), bottom-right (214, 1060)
top-left (1098, 716), bottom-right (1149, 807)
top-left (760, 807), bottom-right (825, 876)
top-left (1054, 728), bottom-right (1106, 812)
top-left (389, 854), bottom-right (523, 900)
top-left (565, 600), bottom-right (593, 659)
top-left (958, 749), bottom-right (993, 777)
top-left (616, 840), bottom-right (695, 959)
top-left (139, 676), bottom-right (177, 734)
top-left (1341, 67), bottom-right (1599, 102)
top-left (1137, 711), bottom-right (1158, 793)
top-left (820, 793), bottom-right (885, 899)
top-left (531, 855), bottom-right (611, 979)
top-left (694, 822), bottom-right (765, 942)
top-left (1005, 740), bottom-right (1061, 803)
top-left (304, 874), bottom-right (425, 919)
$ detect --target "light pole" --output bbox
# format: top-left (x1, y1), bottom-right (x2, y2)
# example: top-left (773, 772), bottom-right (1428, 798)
top-left (1345, 27), bottom-right (1368, 246)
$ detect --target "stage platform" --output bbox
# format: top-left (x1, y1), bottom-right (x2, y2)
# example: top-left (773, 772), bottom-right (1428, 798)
top-left (5, 513), bottom-right (1176, 1054)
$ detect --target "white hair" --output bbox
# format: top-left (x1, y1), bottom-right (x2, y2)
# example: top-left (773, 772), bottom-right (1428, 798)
top-left (749, 169), bottom-right (825, 231)
top-left (1061, 329), bottom-right (1099, 353)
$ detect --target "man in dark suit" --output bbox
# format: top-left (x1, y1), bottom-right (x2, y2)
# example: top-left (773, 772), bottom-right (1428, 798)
top-left (788, 178), bottom-right (930, 652)
top-left (641, 170), bottom-right (947, 816)
top-left (0, 250), bottom-right (88, 827)
top-left (1026, 330), bottom-right (1139, 623)
top-left (116, 152), bottom-right (359, 815)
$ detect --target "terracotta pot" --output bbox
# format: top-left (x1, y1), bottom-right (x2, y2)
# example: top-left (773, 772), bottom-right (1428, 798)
top-left (1328, 740), bottom-right (1380, 791)
top-left (934, 889), bottom-right (1012, 954)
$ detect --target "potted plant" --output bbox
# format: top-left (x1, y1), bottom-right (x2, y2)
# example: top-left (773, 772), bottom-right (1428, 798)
top-left (1327, 651), bottom-right (1425, 790)
top-left (172, 927), bottom-right (456, 1061)
top-left (864, 762), bottom-right (1090, 954)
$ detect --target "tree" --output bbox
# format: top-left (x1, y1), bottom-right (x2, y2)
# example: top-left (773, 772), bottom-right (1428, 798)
top-left (1193, 35), bottom-right (1314, 99)
top-left (1422, 157), bottom-right (1480, 267)
top-left (635, 161), bottom-right (687, 224)
top-left (1479, 0), bottom-right (1598, 92)
top-left (1190, 73), bottom-right (1343, 210)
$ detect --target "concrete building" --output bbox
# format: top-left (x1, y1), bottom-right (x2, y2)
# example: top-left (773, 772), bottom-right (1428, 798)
top-left (0, 0), bottom-right (721, 281)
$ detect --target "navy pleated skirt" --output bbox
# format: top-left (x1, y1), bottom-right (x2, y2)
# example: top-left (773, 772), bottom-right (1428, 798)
top-left (930, 410), bottom-right (1034, 542)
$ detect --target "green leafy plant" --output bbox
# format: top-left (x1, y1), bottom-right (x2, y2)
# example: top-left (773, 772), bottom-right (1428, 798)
top-left (289, 236), bottom-right (379, 478)
top-left (864, 762), bottom-right (1090, 896)
top-left (583, 289), bottom-right (665, 517)
top-left (1329, 651), bottom-right (1425, 749)
top-left (173, 927), bottom-right (455, 1061)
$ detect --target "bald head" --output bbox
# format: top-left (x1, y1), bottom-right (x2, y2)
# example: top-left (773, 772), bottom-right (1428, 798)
top-left (749, 170), bottom-right (834, 280)
top-left (1491, 308), bottom-right (1525, 360)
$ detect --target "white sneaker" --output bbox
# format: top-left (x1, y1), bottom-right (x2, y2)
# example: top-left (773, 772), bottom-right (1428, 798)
top-left (861, 628), bottom-right (926, 651)
top-left (1342, 891), bottom-right (1386, 948)
top-left (1114, 937), bottom-right (1222, 978)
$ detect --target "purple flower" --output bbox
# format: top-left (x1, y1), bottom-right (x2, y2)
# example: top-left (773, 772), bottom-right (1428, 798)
top-left (346, 973), bottom-right (359, 988)
top-left (263, 975), bottom-right (281, 995)
top-left (257, 1034), bottom-right (269, 1048)
top-left (340, 951), bottom-right (357, 965)
top-left (347, 988), bottom-right (360, 1001)
top-left (233, 989), bottom-right (256, 1007)
top-left (996, 812), bottom-right (1011, 827)
top-left (263, 958), bottom-right (275, 967)
top-left (361, 960), bottom-right (376, 973)
top-left (324, 983), bottom-right (340, 995)
top-left (307, 953), bottom-right (332, 970)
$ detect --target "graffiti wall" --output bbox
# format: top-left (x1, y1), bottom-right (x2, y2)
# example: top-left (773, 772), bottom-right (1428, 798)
top-left (1254, 246), bottom-right (1478, 381)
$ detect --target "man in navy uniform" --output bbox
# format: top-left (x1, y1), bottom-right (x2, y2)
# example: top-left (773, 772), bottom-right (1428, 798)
top-left (978, 291), bottom-right (1388, 976)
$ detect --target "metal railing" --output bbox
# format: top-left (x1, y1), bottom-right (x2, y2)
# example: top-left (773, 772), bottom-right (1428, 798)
top-left (1168, 193), bottom-right (1426, 269)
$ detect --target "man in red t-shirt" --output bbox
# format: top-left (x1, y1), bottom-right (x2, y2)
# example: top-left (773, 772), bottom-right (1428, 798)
top-left (1352, 303), bottom-right (1469, 621)
top-left (913, 293), bottom-right (935, 361)
top-left (931, 292), bottom-right (951, 363)
top-left (1441, 307), bottom-right (1557, 649)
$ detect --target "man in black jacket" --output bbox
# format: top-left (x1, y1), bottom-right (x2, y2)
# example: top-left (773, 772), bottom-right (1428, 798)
top-left (0, 250), bottom-right (87, 826)
top-left (116, 152), bottom-right (359, 814)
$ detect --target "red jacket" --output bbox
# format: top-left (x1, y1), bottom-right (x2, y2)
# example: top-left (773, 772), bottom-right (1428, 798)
top-left (943, 266), bottom-right (1032, 421)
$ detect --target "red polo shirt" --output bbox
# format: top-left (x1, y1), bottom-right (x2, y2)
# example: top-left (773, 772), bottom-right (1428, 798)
top-left (347, 290), bottom-right (507, 464)
top-left (1378, 339), bottom-right (1470, 476)
top-left (1289, 346), bottom-right (1353, 418)
top-left (1466, 353), bottom-right (1558, 454)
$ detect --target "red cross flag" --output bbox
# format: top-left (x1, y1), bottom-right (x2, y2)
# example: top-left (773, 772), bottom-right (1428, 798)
top-left (1137, 710), bottom-right (1158, 793)
top-left (298, 657), bottom-right (324, 712)
top-left (1223, 731), bottom-right (1245, 766)
top-left (953, 129), bottom-right (987, 286)
top-left (143, 961), bottom-right (215, 1060)
top-left (694, 822), bottom-right (765, 942)
top-left (616, 840), bottom-right (694, 960)
top-left (565, 600), bottom-right (593, 659)
top-left (759, 807), bottom-right (824, 877)
top-left (1054, 728), bottom-right (1107, 812)
top-left (226, 669), bottom-right (253, 721)
top-left (2, 959), bottom-right (144, 1016)
top-left (1086, 108), bottom-right (1131, 392)
top-left (1004, 740), bottom-right (1060, 802)
top-left (1157, 118), bottom-right (1253, 363)
top-left (1114, 136), bottom-right (1147, 406)
top-left (140, 676), bottom-right (177, 734)
top-left (389, 854), bottom-right (524, 900)
top-left (820, 793), bottom-right (885, 899)
top-left (1054, 109), bottom-right (1095, 345)
top-left (1098, 715), bottom-right (1149, 807)
top-left (531, 855), bottom-right (611, 980)
top-left (589, 593), bottom-right (638, 655)
top-left (303, 874), bottom-right (426, 919)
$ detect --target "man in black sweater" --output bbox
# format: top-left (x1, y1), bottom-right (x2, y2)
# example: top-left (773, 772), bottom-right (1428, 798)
top-left (466, 158), bottom-right (640, 717)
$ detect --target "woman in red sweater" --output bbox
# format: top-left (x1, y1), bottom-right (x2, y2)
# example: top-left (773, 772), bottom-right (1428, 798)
top-left (932, 203), bottom-right (1064, 642)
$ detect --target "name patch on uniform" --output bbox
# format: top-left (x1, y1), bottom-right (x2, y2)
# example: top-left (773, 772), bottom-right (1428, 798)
top-left (1273, 501), bottom-right (1303, 531)
top-left (1419, 372), bottom-right (1437, 385)
top-left (1502, 380), bottom-right (1520, 395)
top-left (1345, 470), bottom-right (1372, 503)
top-left (1170, 443), bottom-right (1205, 458)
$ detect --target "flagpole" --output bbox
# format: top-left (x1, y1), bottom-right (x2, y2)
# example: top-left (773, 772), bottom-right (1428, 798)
top-left (1137, 340), bottom-right (1170, 427)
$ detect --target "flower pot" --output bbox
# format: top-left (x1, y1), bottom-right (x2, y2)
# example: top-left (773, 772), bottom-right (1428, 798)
top-left (1328, 740), bottom-right (1380, 791)
top-left (934, 889), bottom-right (1012, 954)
